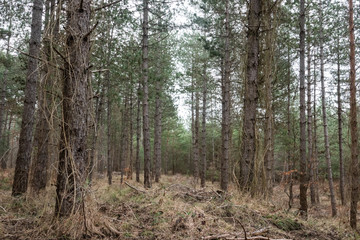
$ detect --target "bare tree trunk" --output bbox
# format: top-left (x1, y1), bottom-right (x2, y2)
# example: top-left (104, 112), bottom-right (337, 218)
top-left (55, 0), bottom-right (91, 216)
top-left (307, 46), bottom-right (316, 205)
top-left (194, 85), bottom-right (200, 185)
top-left (221, 0), bottom-right (230, 191)
top-left (136, 81), bottom-right (141, 182)
top-left (298, 0), bottom-right (308, 217)
top-left (313, 56), bottom-right (320, 204)
top-left (241, 0), bottom-right (261, 190)
top-left (154, 78), bottom-right (162, 183)
top-left (142, 0), bottom-right (151, 188)
top-left (12, 0), bottom-right (43, 196)
top-left (319, 1), bottom-right (337, 217)
top-left (129, 86), bottom-right (134, 180)
top-left (106, 68), bottom-right (112, 185)
top-left (120, 96), bottom-right (129, 184)
top-left (30, 0), bottom-right (54, 193)
top-left (348, 0), bottom-right (359, 229)
top-left (200, 66), bottom-right (207, 188)
top-left (287, 49), bottom-right (293, 206)
top-left (336, 35), bottom-right (345, 206)
top-left (263, 0), bottom-right (276, 197)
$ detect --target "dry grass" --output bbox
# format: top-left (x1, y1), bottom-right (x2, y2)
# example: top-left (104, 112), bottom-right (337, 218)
top-left (0, 170), bottom-right (358, 239)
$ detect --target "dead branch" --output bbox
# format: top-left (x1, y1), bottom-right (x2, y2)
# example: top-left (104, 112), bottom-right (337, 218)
top-left (124, 181), bottom-right (146, 193)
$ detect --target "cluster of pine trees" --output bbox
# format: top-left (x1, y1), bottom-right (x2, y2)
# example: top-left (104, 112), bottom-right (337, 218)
top-left (0, 0), bottom-right (360, 229)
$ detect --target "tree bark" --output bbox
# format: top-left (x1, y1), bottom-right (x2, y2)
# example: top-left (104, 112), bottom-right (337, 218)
top-left (136, 81), bottom-right (141, 182)
top-left (12, 0), bottom-right (43, 196)
top-left (348, 0), bottom-right (359, 229)
top-left (313, 56), bottom-right (320, 204)
top-left (30, 0), bottom-right (53, 193)
top-left (241, 0), bottom-right (261, 190)
top-left (55, 0), bottom-right (91, 217)
top-left (142, 0), bottom-right (151, 188)
top-left (298, 0), bottom-right (308, 217)
top-left (319, 1), bottom-right (337, 217)
top-left (200, 66), bottom-right (207, 188)
top-left (307, 46), bottom-right (315, 205)
top-left (221, 0), bottom-right (230, 191)
top-left (154, 78), bottom-right (162, 183)
top-left (336, 33), bottom-right (345, 206)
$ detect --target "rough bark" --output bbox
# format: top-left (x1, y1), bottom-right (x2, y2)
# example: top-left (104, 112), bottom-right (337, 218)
top-left (120, 96), bottom-right (129, 184)
top-left (194, 85), bottom-right (200, 184)
top-left (319, 1), bottom-right (337, 217)
top-left (313, 57), bottom-right (320, 204)
top-left (12, 0), bottom-right (43, 196)
top-left (55, 0), bottom-right (91, 217)
top-left (263, 0), bottom-right (276, 197)
top-left (348, 0), bottom-right (358, 229)
top-left (200, 66), bottom-right (207, 188)
top-left (298, 0), bottom-right (308, 217)
top-left (241, 0), bottom-right (261, 190)
top-left (287, 49), bottom-right (293, 206)
top-left (129, 86), bottom-right (134, 180)
top-left (336, 35), bottom-right (345, 206)
top-left (221, 0), bottom-right (230, 191)
top-left (154, 78), bottom-right (162, 183)
top-left (142, 0), bottom-right (151, 188)
top-left (136, 81), bottom-right (141, 183)
top-left (307, 46), bottom-right (315, 205)
top-left (30, 0), bottom-right (52, 193)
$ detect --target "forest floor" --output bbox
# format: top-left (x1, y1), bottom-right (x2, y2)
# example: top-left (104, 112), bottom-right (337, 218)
top-left (0, 170), bottom-right (358, 239)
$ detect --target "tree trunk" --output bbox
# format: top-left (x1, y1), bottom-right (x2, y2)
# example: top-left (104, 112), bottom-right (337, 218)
top-left (12, 0), bottom-right (43, 196)
top-left (194, 85), bottom-right (200, 185)
top-left (348, 0), bottom-right (359, 229)
top-left (319, 1), bottom-right (337, 217)
top-left (287, 48), bottom-right (293, 206)
top-left (241, 0), bottom-right (261, 190)
top-left (221, 0), bottom-right (230, 191)
top-left (136, 81), bottom-right (141, 182)
top-left (307, 46), bottom-right (315, 205)
top-left (30, 0), bottom-right (54, 193)
top-left (298, 0), bottom-right (308, 217)
top-left (336, 34), bottom-right (345, 206)
top-left (154, 78), bottom-right (162, 183)
top-left (120, 96), bottom-right (129, 184)
top-left (55, 0), bottom-right (91, 216)
top-left (200, 66), bottom-right (207, 188)
top-left (263, 0), bottom-right (276, 197)
top-left (142, 0), bottom-right (151, 188)
top-left (128, 86), bottom-right (134, 180)
top-left (313, 56), bottom-right (320, 204)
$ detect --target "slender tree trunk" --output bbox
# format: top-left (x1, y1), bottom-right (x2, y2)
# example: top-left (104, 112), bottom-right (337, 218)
top-left (307, 46), bottom-right (316, 205)
top-left (55, 0), bottom-right (91, 216)
top-left (142, 0), bottom-right (151, 188)
top-left (154, 78), bottom-right (162, 183)
top-left (313, 56), bottom-right (320, 203)
top-left (12, 0), bottom-right (43, 196)
top-left (348, 0), bottom-right (359, 229)
top-left (136, 81), bottom-right (141, 182)
top-left (120, 96), bottom-right (129, 184)
top-left (319, 1), bottom-right (337, 217)
top-left (287, 49), bottom-right (293, 206)
top-left (200, 66), bottom-right (207, 188)
top-left (221, 0), bottom-right (230, 191)
top-left (336, 36), bottom-right (345, 206)
top-left (298, 0), bottom-right (308, 217)
top-left (241, 0), bottom-right (261, 190)
top-left (129, 86), bottom-right (134, 180)
top-left (194, 85), bottom-right (200, 185)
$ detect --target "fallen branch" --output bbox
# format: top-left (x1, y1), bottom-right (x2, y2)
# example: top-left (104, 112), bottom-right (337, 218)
top-left (124, 181), bottom-right (146, 193)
